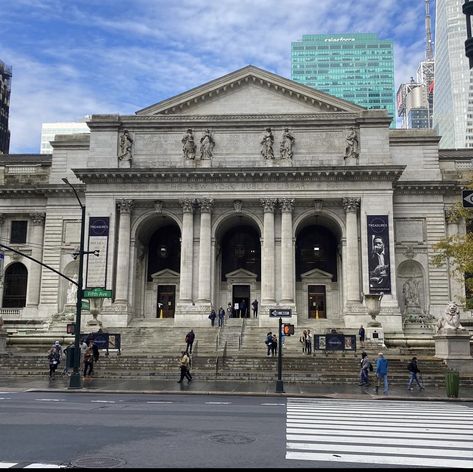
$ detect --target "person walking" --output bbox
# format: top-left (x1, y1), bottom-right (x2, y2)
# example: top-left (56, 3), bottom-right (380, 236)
top-left (218, 307), bottom-right (225, 327)
top-left (208, 309), bottom-right (217, 327)
top-left (407, 356), bottom-right (424, 391)
top-left (83, 343), bottom-right (94, 379)
top-left (358, 325), bottom-right (365, 348)
top-left (80, 339), bottom-right (88, 367)
top-left (375, 352), bottom-right (389, 394)
top-left (47, 343), bottom-right (61, 379)
top-left (299, 330), bottom-right (307, 354)
top-left (185, 329), bottom-right (195, 354)
top-left (271, 333), bottom-right (278, 357)
top-left (62, 342), bottom-right (74, 376)
top-left (177, 351), bottom-right (192, 383)
top-left (305, 329), bottom-right (313, 355)
top-left (359, 351), bottom-right (371, 386)
top-left (226, 302), bottom-right (233, 319)
top-left (240, 300), bottom-right (247, 318)
top-left (265, 332), bottom-right (273, 356)
top-left (252, 299), bottom-right (258, 318)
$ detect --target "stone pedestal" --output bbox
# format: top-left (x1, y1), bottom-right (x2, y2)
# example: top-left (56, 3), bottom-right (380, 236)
top-left (365, 326), bottom-right (386, 347)
top-left (434, 331), bottom-right (473, 372)
top-left (0, 332), bottom-right (6, 354)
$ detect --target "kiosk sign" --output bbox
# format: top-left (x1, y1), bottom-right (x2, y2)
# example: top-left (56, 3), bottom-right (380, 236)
top-left (269, 309), bottom-right (292, 317)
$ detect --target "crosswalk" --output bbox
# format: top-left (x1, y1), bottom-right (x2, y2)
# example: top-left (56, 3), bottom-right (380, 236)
top-left (286, 398), bottom-right (473, 468)
top-left (0, 463), bottom-right (64, 468)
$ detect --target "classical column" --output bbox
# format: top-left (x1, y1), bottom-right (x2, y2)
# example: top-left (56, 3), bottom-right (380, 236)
top-left (280, 198), bottom-right (295, 304)
top-left (197, 198), bottom-right (213, 303)
top-left (343, 197), bottom-right (361, 303)
top-left (179, 198), bottom-right (194, 303)
top-left (115, 200), bottom-right (134, 303)
top-left (261, 198), bottom-right (277, 304)
top-left (445, 208), bottom-right (465, 304)
top-left (26, 213), bottom-right (45, 306)
top-left (0, 215), bottom-right (4, 307)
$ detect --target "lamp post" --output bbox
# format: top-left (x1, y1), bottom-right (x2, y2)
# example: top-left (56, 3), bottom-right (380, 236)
top-left (464, 0), bottom-right (473, 68)
top-left (62, 178), bottom-right (85, 389)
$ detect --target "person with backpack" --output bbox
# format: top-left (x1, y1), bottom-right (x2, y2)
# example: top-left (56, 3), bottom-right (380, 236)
top-left (359, 351), bottom-right (372, 386)
top-left (208, 309), bottom-right (217, 327)
top-left (375, 352), bottom-right (389, 394)
top-left (217, 307), bottom-right (225, 327)
top-left (185, 329), bottom-right (195, 354)
top-left (265, 332), bottom-right (273, 356)
top-left (83, 342), bottom-right (94, 379)
top-left (270, 333), bottom-right (278, 357)
top-left (407, 356), bottom-right (424, 391)
top-left (47, 343), bottom-right (61, 379)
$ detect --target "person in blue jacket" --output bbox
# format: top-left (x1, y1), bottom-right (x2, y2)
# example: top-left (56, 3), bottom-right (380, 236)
top-left (375, 352), bottom-right (389, 394)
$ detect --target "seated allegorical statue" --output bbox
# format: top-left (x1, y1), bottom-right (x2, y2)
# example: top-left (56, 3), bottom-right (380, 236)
top-left (436, 302), bottom-right (465, 333)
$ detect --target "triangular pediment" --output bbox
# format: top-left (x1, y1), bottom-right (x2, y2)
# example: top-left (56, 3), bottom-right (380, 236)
top-left (151, 269), bottom-right (180, 280)
top-left (300, 268), bottom-right (333, 280)
top-left (137, 65), bottom-right (364, 116)
top-left (225, 268), bottom-right (258, 280)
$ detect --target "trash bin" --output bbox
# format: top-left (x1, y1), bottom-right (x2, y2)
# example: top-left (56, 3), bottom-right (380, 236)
top-left (446, 370), bottom-right (460, 398)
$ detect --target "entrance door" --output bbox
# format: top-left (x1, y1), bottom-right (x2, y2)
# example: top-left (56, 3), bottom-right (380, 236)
top-left (232, 285), bottom-right (250, 318)
top-left (157, 285), bottom-right (175, 318)
top-left (308, 285), bottom-right (326, 319)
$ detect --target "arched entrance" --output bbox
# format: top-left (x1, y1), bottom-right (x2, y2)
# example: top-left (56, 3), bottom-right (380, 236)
top-left (133, 214), bottom-right (181, 318)
top-left (295, 214), bottom-right (342, 321)
top-left (214, 215), bottom-right (261, 318)
top-left (3, 262), bottom-right (28, 308)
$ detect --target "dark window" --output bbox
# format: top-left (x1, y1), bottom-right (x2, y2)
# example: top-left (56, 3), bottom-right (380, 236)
top-left (3, 263), bottom-right (27, 307)
top-left (147, 225), bottom-right (181, 281)
top-left (10, 221), bottom-right (27, 244)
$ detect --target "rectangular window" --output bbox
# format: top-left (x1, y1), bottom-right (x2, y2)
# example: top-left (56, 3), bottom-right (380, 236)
top-left (10, 220), bottom-right (28, 244)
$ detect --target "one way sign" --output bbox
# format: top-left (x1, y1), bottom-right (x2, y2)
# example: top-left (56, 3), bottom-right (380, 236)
top-left (463, 190), bottom-right (473, 208)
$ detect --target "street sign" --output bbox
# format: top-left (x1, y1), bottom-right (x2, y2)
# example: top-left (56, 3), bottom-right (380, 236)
top-left (81, 299), bottom-right (90, 310)
top-left (462, 190), bottom-right (473, 208)
top-left (83, 288), bottom-right (113, 298)
top-left (269, 308), bottom-right (292, 317)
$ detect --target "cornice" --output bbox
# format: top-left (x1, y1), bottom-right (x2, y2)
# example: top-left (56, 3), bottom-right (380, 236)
top-left (73, 165), bottom-right (406, 184)
top-left (0, 184), bottom-right (86, 197)
top-left (394, 180), bottom-right (463, 194)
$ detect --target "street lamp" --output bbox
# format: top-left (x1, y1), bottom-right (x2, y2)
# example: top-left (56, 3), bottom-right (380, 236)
top-left (62, 178), bottom-right (85, 389)
top-left (464, 0), bottom-right (473, 68)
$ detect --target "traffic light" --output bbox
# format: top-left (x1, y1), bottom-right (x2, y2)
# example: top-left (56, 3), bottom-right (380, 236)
top-left (283, 323), bottom-right (294, 336)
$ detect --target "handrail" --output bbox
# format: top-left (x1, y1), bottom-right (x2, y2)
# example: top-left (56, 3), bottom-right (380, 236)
top-left (239, 318), bottom-right (245, 351)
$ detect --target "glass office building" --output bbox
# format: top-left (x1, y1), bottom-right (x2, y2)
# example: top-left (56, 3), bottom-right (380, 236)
top-left (291, 33), bottom-right (395, 126)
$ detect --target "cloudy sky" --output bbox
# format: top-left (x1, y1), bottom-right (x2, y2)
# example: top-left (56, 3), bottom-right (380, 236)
top-left (1, 0), bottom-right (431, 153)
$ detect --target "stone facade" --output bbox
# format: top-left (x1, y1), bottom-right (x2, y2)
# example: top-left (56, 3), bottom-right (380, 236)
top-left (0, 66), bottom-right (470, 337)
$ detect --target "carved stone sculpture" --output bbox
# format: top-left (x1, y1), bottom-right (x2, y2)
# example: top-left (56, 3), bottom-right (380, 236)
top-left (279, 128), bottom-right (295, 159)
top-left (182, 128), bottom-right (196, 160)
top-left (66, 274), bottom-right (78, 304)
top-left (119, 130), bottom-right (133, 161)
top-left (344, 127), bottom-right (359, 163)
top-left (200, 129), bottom-right (215, 160)
top-left (436, 302), bottom-right (465, 333)
top-left (260, 127), bottom-right (274, 159)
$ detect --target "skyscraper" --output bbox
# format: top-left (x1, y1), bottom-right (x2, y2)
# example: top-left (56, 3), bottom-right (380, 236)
top-left (0, 60), bottom-right (12, 155)
top-left (40, 119), bottom-right (90, 154)
top-left (433, 0), bottom-right (473, 148)
top-left (291, 33), bottom-right (395, 126)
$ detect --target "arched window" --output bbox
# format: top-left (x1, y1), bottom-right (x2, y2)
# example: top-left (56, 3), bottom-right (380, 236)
top-left (3, 262), bottom-right (28, 308)
top-left (147, 225), bottom-right (181, 281)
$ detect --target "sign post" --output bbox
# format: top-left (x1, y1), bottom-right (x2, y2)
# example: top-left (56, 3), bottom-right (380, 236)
top-left (269, 308), bottom-right (292, 393)
top-left (462, 190), bottom-right (473, 208)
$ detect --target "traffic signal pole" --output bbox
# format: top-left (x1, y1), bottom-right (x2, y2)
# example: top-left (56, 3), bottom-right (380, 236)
top-left (276, 317), bottom-right (284, 393)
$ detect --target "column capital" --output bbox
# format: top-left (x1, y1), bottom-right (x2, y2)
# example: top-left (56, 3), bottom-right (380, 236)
top-left (30, 213), bottom-right (45, 225)
top-left (342, 197), bottom-right (360, 213)
top-left (260, 198), bottom-right (277, 213)
top-left (198, 198), bottom-right (214, 213)
top-left (179, 198), bottom-right (195, 214)
top-left (117, 199), bottom-right (134, 214)
top-left (279, 198), bottom-right (295, 213)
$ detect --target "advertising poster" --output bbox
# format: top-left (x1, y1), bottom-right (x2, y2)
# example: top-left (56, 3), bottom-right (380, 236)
top-left (86, 217), bottom-right (109, 289)
top-left (367, 215), bottom-right (391, 294)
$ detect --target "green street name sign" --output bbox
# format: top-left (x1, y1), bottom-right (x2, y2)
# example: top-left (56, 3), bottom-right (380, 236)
top-left (83, 288), bottom-right (113, 298)
top-left (81, 299), bottom-right (90, 310)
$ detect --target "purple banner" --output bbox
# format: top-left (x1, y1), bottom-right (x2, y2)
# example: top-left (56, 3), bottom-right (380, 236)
top-left (367, 215), bottom-right (391, 294)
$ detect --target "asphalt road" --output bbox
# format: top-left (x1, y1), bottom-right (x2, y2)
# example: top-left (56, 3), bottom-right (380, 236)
top-left (0, 392), bottom-right (471, 469)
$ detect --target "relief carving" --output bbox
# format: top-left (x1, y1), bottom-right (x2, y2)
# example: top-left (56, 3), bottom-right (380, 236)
top-left (344, 127), bottom-right (359, 164)
top-left (182, 128), bottom-right (196, 160)
top-left (279, 128), bottom-right (295, 160)
top-left (260, 128), bottom-right (274, 160)
top-left (199, 129), bottom-right (215, 160)
top-left (118, 130), bottom-right (133, 162)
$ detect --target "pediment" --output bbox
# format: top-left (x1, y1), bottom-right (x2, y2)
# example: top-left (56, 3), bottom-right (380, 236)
top-left (151, 269), bottom-right (180, 280)
top-left (137, 65), bottom-right (363, 116)
top-left (225, 268), bottom-right (258, 280)
top-left (300, 268), bottom-right (333, 280)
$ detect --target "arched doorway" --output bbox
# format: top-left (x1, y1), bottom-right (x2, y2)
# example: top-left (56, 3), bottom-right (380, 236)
top-left (215, 216), bottom-right (261, 318)
top-left (3, 262), bottom-right (28, 308)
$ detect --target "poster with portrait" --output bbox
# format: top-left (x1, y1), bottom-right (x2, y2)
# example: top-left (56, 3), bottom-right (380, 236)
top-left (367, 215), bottom-right (391, 294)
top-left (86, 217), bottom-right (110, 289)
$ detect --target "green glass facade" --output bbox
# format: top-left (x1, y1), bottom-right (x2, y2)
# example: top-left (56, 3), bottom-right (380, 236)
top-left (291, 33), bottom-right (395, 126)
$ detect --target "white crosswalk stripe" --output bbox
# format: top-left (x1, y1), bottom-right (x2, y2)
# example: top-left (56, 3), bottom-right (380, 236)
top-left (0, 463), bottom-right (64, 468)
top-left (286, 398), bottom-right (473, 468)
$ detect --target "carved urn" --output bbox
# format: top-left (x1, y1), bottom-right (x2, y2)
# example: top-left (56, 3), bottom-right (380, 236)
top-left (364, 293), bottom-right (383, 327)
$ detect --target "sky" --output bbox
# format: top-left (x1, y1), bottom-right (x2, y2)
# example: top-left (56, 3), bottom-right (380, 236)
top-left (1, 0), bottom-right (432, 154)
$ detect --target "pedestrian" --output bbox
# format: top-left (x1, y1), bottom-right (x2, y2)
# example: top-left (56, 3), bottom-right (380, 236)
top-left (375, 352), bottom-right (389, 394)
top-left (208, 309), bottom-right (217, 327)
top-left (218, 307), bottom-right (225, 327)
top-left (240, 299), bottom-right (247, 318)
top-left (47, 343), bottom-right (61, 379)
top-left (226, 302), bottom-right (233, 319)
top-left (265, 331), bottom-right (273, 356)
top-left (271, 333), bottom-right (278, 357)
top-left (305, 329), bottom-right (313, 355)
top-left (62, 342), bottom-right (74, 376)
top-left (252, 299), bottom-right (258, 318)
top-left (358, 325), bottom-right (365, 348)
top-left (53, 340), bottom-right (63, 359)
top-left (80, 339), bottom-right (88, 363)
top-left (177, 350), bottom-right (192, 383)
top-left (83, 342), bottom-right (94, 379)
top-left (92, 341), bottom-right (100, 367)
top-left (359, 351), bottom-right (371, 386)
top-left (299, 330), bottom-right (307, 353)
top-left (407, 356), bottom-right (424, 391)
top-left (185, 329), bottom-right (195, 354)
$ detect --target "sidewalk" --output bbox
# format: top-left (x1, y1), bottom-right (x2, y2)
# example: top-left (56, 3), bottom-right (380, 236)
top-left (0, 376), bottom-right (472, 401)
